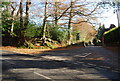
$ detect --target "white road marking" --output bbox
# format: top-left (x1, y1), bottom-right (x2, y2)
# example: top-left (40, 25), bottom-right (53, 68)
top-left (0, 57), bottom-right (2, 60)
top-left (100, 66), bottom-right (111, 69)
top-left (87, 63), bottom-right (96, 66)
top-left (112, 70), bottom-right (119, 73)
top-left (87, 63), bottom-right (120, 72)
top-left (74, 63), bottom-right (79, 64)
top-left (115, 68), bottom-right (120, 71)
top-left (95, 67), bottom-right (106, 70)
top-left (5, 60), bottom-right (15, 64)
top-left (82, 64), bottom-right (89, 67)
top-left (76, 61), bottom-right (84, 64)
top-left (75, 53), bottom-right (91, 58)
top-left (41, 56), bottom-right (71, 61)
top-left (34, 72), bottom-right (52, 80)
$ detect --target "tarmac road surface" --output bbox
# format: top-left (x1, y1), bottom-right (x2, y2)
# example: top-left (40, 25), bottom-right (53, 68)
top-left (1, 46), bottom-right (120, 81)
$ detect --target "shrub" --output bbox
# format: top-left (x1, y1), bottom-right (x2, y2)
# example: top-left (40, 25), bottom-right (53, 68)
top-left (45, 42), bottom-right (57, 49)
top-left (104, 27), bottom-right (120, 45)
top-left (49, 26), bottom-right (67, 43)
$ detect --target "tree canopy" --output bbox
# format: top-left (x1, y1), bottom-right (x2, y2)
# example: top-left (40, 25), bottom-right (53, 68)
top-left (1, 0), bottom-right (108, 48)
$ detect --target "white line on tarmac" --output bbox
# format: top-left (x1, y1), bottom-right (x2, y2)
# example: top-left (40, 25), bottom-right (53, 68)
top-left (74, 63), bottom-right (79, 64)
top-left (5, 60), bottom-right (15, 64)
top-left (100, 66), bottom-right (111, 69)
top-left (95, 67), bottom-right (106, 70)
top-left (80, 53), bottom-right (91, 57)
top-left (87, 63), bottom-right (97, 66)
top-left (34, 72), bottom-right (52, 80)
top-left (76, 61), bottom-right (84, 64)
top-left (112, 70), bottom-right (119, 73)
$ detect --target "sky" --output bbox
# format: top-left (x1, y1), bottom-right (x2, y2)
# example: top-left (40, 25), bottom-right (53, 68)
top-left (99, 8), bottom-right (118, 28)
top-left (2, 0), bottom-right (118, 28)
top-left (31, 1), bottom-right (118, 29)
top-left (28, 1), bottom-right (119, 29)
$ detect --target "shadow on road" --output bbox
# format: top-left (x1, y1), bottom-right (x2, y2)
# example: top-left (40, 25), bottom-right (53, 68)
top-left (2, 53), bottom-right (35, 57)
top-left (2, 46), bottom-right (120, 80)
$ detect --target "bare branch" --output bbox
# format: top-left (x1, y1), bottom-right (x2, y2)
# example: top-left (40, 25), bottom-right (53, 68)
top-left (76, 4), bottom-right (99, 16)
top-left (72, 20), bottom-right (87, 24)
top-left (57, 6), bottom-right (71, 20)
top-left (11, 2), bottom-right (16, 16)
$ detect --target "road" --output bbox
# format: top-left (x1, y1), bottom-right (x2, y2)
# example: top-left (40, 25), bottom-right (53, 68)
top-left (1, 46), bottom-right (120, 81)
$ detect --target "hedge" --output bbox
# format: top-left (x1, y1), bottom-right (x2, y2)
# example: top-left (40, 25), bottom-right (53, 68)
top-left (103, 27), bottom-right (120, 45)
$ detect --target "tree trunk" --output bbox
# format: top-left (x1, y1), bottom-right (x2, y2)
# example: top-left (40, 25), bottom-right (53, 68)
top-left (20, 0), bottom-right (23, 37)
top-left (10, 3), bottom-right (16, 36)
top-left (19, 0), bottom-right (25, 46)
top-left (41, 1), bottom-right (48, 45)
top-left (54, 2), bottom-right (59, 27)
top-left (24, 1), bottom-right (31, 28)
top-left (19, 0), bottom-right (31, 46)
top-left (11, 22), bottom-right (14, 35)
top-left (68, 1), bottom-right (73, 45)
top-left (16, 8), bottom-right (20, 16)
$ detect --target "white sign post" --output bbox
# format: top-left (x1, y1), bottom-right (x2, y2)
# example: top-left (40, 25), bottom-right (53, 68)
top-left (117, 10), bottom-right (120, 27)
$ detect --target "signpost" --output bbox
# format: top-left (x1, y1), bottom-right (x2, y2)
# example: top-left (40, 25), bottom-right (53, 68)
top-left (116, 2), bottom-right (120, 27)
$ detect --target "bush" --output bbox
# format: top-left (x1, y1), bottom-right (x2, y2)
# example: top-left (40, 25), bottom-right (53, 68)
top-left (93, 38), bottom-right (103, 46)
top-left (49, 26), bottom-right (67, 43)
top-left (104, 27), bottom-right (120, 45)
top-left (45, 42), bottom-right (56, 49)
top-left (24, 24), bottom-right (41, 38)
top-left (17, 46), bottom-right (27, 49)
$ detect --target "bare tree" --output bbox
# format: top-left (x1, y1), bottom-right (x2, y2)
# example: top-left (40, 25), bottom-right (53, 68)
top-left (10, 2), bottom-right (17, 36)
top-left (48, 1), bottom-right (71, 27)
top-left (24, 0), bottom-right (31, 28)
top-left (66, 1), bottom-right (99, 44)
top-left (54, 2), bottom-right (59, 27)
top-left (19, 0), bottom-right (24, 45)
top-left (67, 1), bottom-right (74, 45)
top-left (19, 0), bottom-right (31, 46)
top-left (40, 1), bottom-right (48, 45)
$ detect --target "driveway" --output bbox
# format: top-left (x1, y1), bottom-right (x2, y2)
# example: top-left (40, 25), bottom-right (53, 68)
top-left (1, 46), bottom-right (120, 81)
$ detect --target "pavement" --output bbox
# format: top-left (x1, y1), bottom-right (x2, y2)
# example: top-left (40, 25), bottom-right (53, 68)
top-left (1, 46), bottom-right (120, 81)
